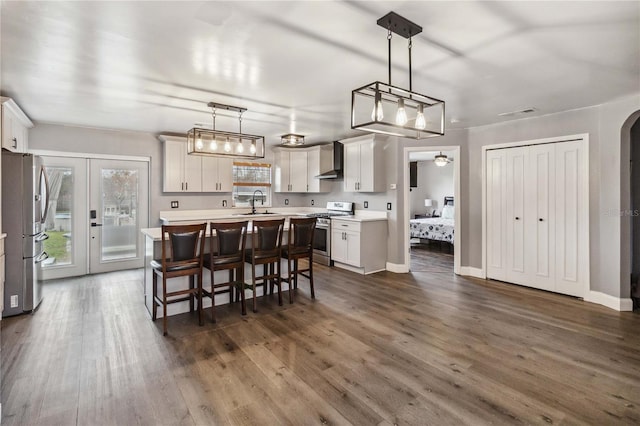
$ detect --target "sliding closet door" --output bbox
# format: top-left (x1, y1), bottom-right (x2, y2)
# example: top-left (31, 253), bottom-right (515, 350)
top-left (486, 149), bottom-right (507, 281)
top-left (526, 144), bottom-right (556, 291)
top-left (505, 147), bottom-right (528, 285)
top-left (554, 140), bottom-right (588, 297)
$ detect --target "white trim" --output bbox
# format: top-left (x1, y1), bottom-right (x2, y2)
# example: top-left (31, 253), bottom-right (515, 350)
top-left (482, 133), bottom-right (589, 151)
top-left (402, 145), bottom-right (461, 275)
top-left (386, 262), bottom-right (409, 273)
top-left (1, 97), bottom-right (34, 127)
top-left (29, 149), bottom-right (150, 163)
top-left (459, 267), bottom-right (485, 279)
top-left (584, 291), bottom-right (633, 311)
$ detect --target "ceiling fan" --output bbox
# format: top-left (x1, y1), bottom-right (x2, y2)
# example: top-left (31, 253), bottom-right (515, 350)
top-left (434, 152), bottom-right (453, 167)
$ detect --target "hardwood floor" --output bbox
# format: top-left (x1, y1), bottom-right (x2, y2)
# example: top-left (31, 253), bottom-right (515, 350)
top-left (2, 263), bottom-right (640, 425)
top-left (410, 242), bottom-right (454, 273)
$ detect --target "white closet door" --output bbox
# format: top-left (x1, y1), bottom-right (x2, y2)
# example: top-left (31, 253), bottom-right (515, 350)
top-left (486, 149), bottom-right (507, 281)
top-left (555, 140), bottom-right (588, 297)
top-left (526, 144), bottom-right (556, 291)
top-left (506, 147), bottom-right (528, 285)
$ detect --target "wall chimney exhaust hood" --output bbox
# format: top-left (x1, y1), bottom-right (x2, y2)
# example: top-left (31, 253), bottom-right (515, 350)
top-left (316, 141), bottom-right (344, 179)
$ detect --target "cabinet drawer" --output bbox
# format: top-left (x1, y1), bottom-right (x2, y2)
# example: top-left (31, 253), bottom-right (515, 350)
top-left (331, 220), bottom-right (360, 233)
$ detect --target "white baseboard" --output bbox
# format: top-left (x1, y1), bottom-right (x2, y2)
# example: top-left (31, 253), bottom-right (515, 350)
top-left (459, 267), bottom-right (485, 279)
top-left (584, 291), bottom-right (633, 311)
top-left (386, 262), bottom-right (409, 273)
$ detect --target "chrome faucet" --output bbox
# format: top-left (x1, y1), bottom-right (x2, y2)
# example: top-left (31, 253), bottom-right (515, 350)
top-left (251, 189), bottom-right (264, 214)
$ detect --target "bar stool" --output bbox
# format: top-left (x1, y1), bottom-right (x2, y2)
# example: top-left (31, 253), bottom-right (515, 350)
top-left (203, 221), bottom-right (248, 322)
top-left (151, 223), bottom-right (207, 336)
top-left (244, 218), bottom-right (285, 312)
top-left (281, 217), bottom-right (317, 303)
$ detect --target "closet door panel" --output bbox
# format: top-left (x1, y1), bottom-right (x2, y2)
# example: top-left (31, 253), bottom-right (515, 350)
top-left (486, 150), bottom-right (507, 281)
top-left (555, 141), bottom-right (587, 297)
top-left (527, 144), bottom-right (556, 290)
top-left (506, 147), bottom-right (527, 284)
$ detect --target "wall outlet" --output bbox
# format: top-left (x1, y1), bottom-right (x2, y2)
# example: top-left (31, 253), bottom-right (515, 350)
top-left (170, 201), bottom-right (179, 208)
top-left (364, 201), bottom-right (369, 208)
top-left (10, 295), bottom-right (18, 308)
top-left (285, 199), bottom-right (289, 205)
top-left (390, 183), bottom-right (396, 190)
top-left (387, 202), bottom-right (392, 211)
top-left (311, 199), bottom-right (314, 206)
top-left (222, 200), bottom-right (227, 207)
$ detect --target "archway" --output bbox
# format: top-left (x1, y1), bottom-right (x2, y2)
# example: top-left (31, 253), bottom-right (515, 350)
top-left (621, 109), bottom-right (640, 310)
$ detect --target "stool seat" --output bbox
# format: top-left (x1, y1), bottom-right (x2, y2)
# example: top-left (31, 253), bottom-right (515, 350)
top-left (151, 259), bottom-right (200, 271)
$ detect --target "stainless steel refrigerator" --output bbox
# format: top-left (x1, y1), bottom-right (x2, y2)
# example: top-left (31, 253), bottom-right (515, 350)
top-left (2, 152), bottom-right (49, 317)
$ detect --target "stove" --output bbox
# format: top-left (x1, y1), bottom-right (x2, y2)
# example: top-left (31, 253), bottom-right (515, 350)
top-left (308, 202), bottom-right (354, 265)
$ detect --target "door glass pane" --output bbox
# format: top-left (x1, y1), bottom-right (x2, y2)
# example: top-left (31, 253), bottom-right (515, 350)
top-left (101, 168), bottom-right (138, 261)
top-left (42, 167), bottom-right (73, 267)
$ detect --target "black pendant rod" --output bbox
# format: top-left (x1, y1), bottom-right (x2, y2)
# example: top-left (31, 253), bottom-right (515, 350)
top-left (408, 37), bottom-right (413, 92)
top-left (387, 28), bottom-right (392, 85)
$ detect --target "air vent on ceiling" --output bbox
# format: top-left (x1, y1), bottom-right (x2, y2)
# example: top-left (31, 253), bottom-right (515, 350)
top-left (498, 107), bottom-right (537, 117)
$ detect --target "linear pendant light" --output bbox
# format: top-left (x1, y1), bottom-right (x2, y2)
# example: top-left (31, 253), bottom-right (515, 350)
top-left (351, 12), bottom-right (445, 140)
top-left (187, 102), bottom-right (265, 159)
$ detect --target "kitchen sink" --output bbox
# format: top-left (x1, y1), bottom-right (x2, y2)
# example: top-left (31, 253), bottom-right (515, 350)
top-left (233, 211), bottom-right (277, 216)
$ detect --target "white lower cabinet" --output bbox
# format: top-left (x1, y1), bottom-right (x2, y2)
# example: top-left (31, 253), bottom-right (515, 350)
top-left (331, 218), bottom-right (387, 274)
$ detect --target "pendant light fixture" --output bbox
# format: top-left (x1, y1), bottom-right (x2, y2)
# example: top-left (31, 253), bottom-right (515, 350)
top-left (351, 12), bottom-right (445, 139)
top-left (187, 102), bottom-right (265, 159)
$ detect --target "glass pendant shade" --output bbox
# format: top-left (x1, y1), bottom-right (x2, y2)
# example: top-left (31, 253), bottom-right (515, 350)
top-left (434, 152), bottom-right (449, 167)
top-left (415, 104), bottom-right (427, 130)
top-left (395, 98), bottom-right (408, 125)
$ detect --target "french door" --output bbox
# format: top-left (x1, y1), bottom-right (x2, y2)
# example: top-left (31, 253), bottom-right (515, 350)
top-left (41, 156), bottom-right (149, 279)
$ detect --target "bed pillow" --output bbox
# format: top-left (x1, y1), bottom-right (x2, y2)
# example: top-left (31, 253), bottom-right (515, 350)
top-left (441, 205), bottom-right (455, 219)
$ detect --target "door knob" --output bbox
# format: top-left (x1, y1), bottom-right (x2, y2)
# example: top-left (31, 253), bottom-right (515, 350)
top-left (515, 217), bottom-right (520, 220)
top-left (539, 218), bottom-right (544, 222)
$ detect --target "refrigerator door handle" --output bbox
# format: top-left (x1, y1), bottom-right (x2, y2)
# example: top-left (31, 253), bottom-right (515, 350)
top-left (40, 166), bottom-right (50, 224)
top-left (34, 251), bottom-right (49, 264)
top-left (35, 233), bottom-right (49, 242)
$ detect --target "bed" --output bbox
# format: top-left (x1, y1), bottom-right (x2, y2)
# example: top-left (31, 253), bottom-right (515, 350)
top-left (410, 196), bottom-right (455, 244)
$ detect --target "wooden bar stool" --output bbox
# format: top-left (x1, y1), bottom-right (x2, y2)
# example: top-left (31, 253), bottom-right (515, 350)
top-left (244, 218), bottom-right (285, 312)
top-left (203, 221), bottom-right (248, 323)
top-left (151, 223), bottom-right (207, 336)
top-left (281, 217), bottom-right (316, 303)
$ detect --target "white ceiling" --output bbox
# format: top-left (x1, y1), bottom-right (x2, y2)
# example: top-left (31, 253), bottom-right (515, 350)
top-left (1, 1), bottom-right (638, 147)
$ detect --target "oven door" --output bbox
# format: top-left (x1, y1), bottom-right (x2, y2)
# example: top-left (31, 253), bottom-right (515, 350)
top-left (312, 224), bottom-right (331, 265)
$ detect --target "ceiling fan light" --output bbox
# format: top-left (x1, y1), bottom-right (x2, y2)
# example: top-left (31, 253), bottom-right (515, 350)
top-left (434, 152), bottom-right (449, 167)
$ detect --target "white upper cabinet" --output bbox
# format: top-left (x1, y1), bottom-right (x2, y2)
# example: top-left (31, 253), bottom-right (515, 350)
top-left (202, 156), bottom-right (233, 192)
top-left (273, 145), bottom-right (332, 193)
top-left (1, 97), bottom-right (33, 153)
top-left (342, 135), bottom-right (386, 192)
top-left (160, 135), bottom-right (202, 192)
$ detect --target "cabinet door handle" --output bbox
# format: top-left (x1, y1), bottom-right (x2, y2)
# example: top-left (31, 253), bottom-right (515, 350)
top-left (515, 217), bottom-right (520, 220)
top-left (181, 182), bottom-right (184, 191)
top-left (12, 137), bottom-right (17, 148)
top-left (185, 182), bottom-right (188, 191)
top-left (539, 218), bottom-right (544, 222)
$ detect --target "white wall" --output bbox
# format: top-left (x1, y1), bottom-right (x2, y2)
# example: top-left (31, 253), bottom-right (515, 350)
top-left (409, 159), bottom-right (454, 218)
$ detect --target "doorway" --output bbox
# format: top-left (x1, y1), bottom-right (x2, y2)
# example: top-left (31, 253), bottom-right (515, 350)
top-left (631, 118), bottom-right (640, 308)
top-left (402, 146), bottom-right (461, 274)
top-left (40, 155), bottom-right (149, 279)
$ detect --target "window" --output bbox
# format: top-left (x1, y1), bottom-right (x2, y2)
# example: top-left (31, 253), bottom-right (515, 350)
top-left (232, 161), bottom-right (271, 207)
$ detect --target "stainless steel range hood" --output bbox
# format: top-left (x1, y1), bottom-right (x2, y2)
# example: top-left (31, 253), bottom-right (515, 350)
top-left (316, 141), bottom-right (343, 179)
